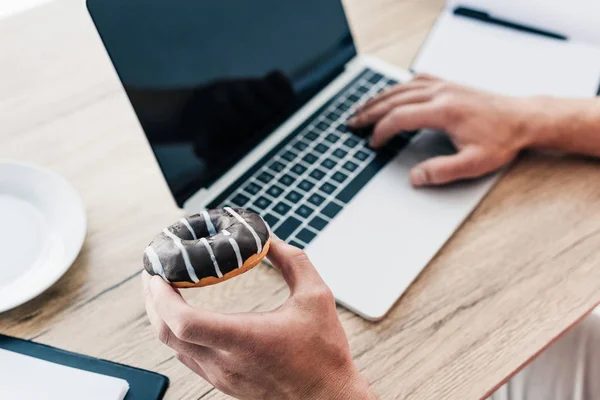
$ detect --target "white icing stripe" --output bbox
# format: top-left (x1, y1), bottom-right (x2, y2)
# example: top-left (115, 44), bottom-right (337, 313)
top-left (202, 210), bottom-right (217, 236)
top-left (201, 238), bottom-right (223, 278)
top-left (181, 218), bottom-right (197, 240)
top-left (163, 229), bottom-right (199, 283)
top-left (145, 246), bottom-right (168, 282)
top-left (228, 238), bottom-right (244, 269)
top-left (224, 207), bottom-right (262, 254)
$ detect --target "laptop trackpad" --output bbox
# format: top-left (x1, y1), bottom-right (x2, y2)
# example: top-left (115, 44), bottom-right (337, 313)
top-left (305, 130), bottom-right (499, 320)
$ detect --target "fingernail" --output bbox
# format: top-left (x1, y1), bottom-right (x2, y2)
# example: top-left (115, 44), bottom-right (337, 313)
top-left (411, 168), bottom-right (428, 186)
top-left (347, 117), bottom-right (357, 127)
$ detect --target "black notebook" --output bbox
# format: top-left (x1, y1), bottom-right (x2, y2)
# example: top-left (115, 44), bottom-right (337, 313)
top-left (0, 334), bottom-right (169, 400)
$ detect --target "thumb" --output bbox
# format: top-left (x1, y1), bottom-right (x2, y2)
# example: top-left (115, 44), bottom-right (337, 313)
top-left (410, 147), bottom-right (487, 186)
top-left (267, 235), bottom-right (326, 294)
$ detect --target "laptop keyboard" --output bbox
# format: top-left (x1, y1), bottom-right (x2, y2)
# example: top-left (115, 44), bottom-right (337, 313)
top-left (208, 69), bottom-right (404, 249)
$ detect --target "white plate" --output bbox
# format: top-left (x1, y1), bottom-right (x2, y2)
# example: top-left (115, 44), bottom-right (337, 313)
top-left (0, 161), bottom-right (86, 313)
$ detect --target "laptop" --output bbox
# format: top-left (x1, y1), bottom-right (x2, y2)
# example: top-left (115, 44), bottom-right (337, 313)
top-left (87, 0), bottom-right (498, 320)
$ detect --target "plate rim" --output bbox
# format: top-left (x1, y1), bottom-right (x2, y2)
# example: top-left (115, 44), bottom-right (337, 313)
top-left (0, 160), bottom-right (87, 313)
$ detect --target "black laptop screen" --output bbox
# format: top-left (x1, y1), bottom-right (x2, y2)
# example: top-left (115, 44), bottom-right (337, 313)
top-left (87, 0), bottom-right (356, 206)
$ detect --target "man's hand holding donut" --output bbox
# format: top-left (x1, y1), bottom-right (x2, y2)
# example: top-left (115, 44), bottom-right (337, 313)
top-left (142, 236), bottom-right (375, 400)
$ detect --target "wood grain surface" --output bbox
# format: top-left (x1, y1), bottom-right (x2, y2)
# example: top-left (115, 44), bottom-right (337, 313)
top-left (1, 0), bottom-right (600, 399)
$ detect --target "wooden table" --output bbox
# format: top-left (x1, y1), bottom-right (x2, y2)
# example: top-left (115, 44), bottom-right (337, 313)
top-left (2, 0), bottom-right (600, 398)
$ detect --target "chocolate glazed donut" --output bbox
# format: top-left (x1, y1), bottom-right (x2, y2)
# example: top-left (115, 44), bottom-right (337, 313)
top-left (143, 208), bottom-right (271, 288)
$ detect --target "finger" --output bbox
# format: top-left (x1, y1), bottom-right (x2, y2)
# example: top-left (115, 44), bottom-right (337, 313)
top-left (349, 89), bottom-right (435, 128)
top-left (267, 236), bottom-right (326, 294)
top-left (412, 73), bottom-right (440, 82)
top-left (148, 276), bottom-right (258, 349)
top-left (353, 80), bottom-right (433, 116)
top-left (410, 147), bottom-right (488, 186)
top-left (142, 270), bottom-right (181, 295)
top-left (142, 271), bottom-right (166, 335)
top-left (370, 103), bottom-right (444, 148)
top-left (145, 286), bottom-right (217, 358)
top-left (176, 353), bottom-right (211, 382)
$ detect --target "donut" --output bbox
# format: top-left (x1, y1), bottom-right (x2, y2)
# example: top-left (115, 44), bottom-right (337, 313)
top-left (143, 207), bottom-right (271, 288)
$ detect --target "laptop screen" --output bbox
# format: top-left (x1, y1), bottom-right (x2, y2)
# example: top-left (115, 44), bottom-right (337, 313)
top-left (88, 0), bottom-right (356, 206)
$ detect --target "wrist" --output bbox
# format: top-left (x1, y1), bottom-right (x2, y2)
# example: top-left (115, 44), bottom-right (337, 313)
top-left (517, 96), bottom-right (600, 154)
top-left (305, 364), bottom-right (376, 400)
top-left (513, 96), bottom-right (563, 150)
top-left (331, 373), bottom-right (376, 400)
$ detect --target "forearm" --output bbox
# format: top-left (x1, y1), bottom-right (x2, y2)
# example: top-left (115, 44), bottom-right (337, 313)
top-left (524, 97), bottom-right (600, 157)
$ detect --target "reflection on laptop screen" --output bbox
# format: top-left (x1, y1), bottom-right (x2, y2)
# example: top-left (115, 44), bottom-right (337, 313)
top-left (87, 0), bottom-right (356, 205)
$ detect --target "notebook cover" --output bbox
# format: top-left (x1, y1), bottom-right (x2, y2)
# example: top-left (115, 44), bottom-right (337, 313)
top-left (0, 334), bottom-right (169, 400)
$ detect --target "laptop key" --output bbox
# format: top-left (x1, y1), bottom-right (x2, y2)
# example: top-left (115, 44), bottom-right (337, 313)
top-left (354, 150), bottom-right (369, 161)
top-left (344, 137), bottom-right (360, 148)
top-left (281, 151), bottom-right (297, 162)
top-left (254, 196), bottom-right (271, 210)
top-left (348, 93), bottom-right (361, 103)
top-left (343, 161), bottom-right (359, 172)
top-left (295, 204), bottom-right (315, 219)
top-left (321, 202), bottom-right (343, 219)
top-left (263, 213), bottom-right (279, 229)
top-left (356, 85), bottom-right (369, 94)
top-left (293, 141), bottom-right (308, 152)
top-left (338, 102), bottom-right (351, 112)
top-left (305, 131), bottom-right (319, 141)
top-left (257, 171), bottom-right (274, 184)
top-left (337, 124), bottom-right (350, 134)
top-left (279, 174), bottom-right (296, 186)
top-left (325, 111), bottom-right (342, 121)
top-left (319, 182), bottom-right (337, 195)
top-left (244, 182), bottom-right (261, 195)
top-left (296, 228), bottom-right (317, 244)
top-left (309, 169), bottom-right (326, 181)
top-left (291, 164), bottom-right (307, 175)
top-left (303, 153), bottom-right (319, 164)
top-left (269, 161), bottom-right (285, 173)
top-left (298, 179), bottom-right (314, 192)
top-left (285, 190), bottom-right (303, 203)
top-left (274, 216), bottom-right (302, 239)
top-left (274, 202), bottom-right (291, 215)
top-left (231, 193), bottom-right (250, 207)
top-left (308, 193), bottom-right (326, 207)
top-left (325, 133), bottom-right (339, 144)
top-left (332, 171), bottom-right (348, 183)
top-left (322, 158), bottom-right (336, 170)
top-left (289, 240), bottom-right (305, 250)
top-left (266, 185), bottom-right (284, 198)
top-left (309, 216), bottom-right (328, 231)
top-left (333, 148), bottom-right (348, 159)
top-left (314, 143), bottom-right (328, 154)
top-left (316, 121), bottom-right (329, 131)
top-left (367, 73), bottom-right (383, 84)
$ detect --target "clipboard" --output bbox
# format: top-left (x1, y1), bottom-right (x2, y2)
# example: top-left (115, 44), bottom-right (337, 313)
top-left (0, 334), bottom-right (169, 400)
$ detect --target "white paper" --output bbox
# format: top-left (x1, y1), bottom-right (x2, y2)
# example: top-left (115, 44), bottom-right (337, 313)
top-left (0, 0), bottom-right (54, 20)
top-left (412, 9), bottom-right (600, 98)
top-left (447, 0), bottom-right (600, 45)
top-left (0, 349), bottom-right (129, 400)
